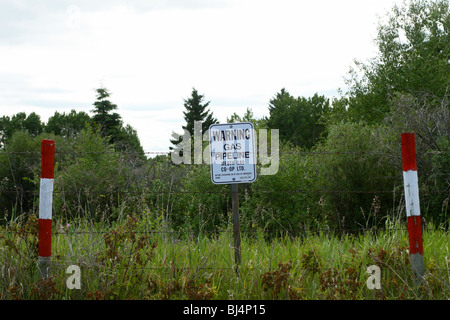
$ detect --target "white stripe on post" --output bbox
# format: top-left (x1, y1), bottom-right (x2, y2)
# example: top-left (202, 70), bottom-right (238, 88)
top-left (402, 170), bottom-right (420, 217)
top-left (39, 178), bottom-right (54, 220)
top-left (401, 133), bottom-right (424, 285)
top-left (38, 139), bottom-right (55, 279)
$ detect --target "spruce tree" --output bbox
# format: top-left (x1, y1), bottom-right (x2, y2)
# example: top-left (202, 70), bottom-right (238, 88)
top-left (91, 87), bottom-right (122, 142)
top-left (170, 88), bottom-right (217, 150)
top-left (91, 87), bottom-right (145, 157)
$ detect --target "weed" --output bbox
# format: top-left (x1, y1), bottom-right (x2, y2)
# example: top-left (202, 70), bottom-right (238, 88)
top-left (86, 290), bottom-right (105, 300)
top-left (7, 284), bottom-right (23, 300)
top-left (1, 216), bottom-right (448, 300)
top-left (94, 215), bottom-right (158, 299)
top-left (1, 213), bottom-right (39, 259)
top-left (184, 279), bottom-right (217, 300)
top-left (301, 248), bottom-right (321, 274)
top-left (261, 261), bottom-right (292, 299)
top-left (287, 285), bottom-right (307, 300)
top-left (161, 279), bottom-right (182, 300)
top-left (30, 277), bottom-right (61, 300)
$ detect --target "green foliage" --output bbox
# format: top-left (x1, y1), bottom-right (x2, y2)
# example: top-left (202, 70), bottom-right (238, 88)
top-left (1, 0), bottom-right (449, 301)
top-left (115, 123), bottom-right (145, 158)
top-left (91, 88), bottom-right (122, 139)
top-left (0, 112), bottom-right (44, 148)
top-left (134, 155), bottom-right (188, 231)
top-left (342, 0), bottom-right (449, 123)
top-left (53, 127), bottom-right (130, 222)
top-left (239, 145), bottom-right (316, 235)
top-left (426, 136), bottom-right (450, 222)
top-left (311, 122), bottom-right (399, 230)
top-left (380, 92), bottom-right (449, 224)
top-left (319, 0), bottom-right (449, 227)
top-left (0, 0), bottom-right (448, 236)
top-left (227, 107), bottom-right (268, 130)
top-left (1, 214), bottom-right (448, 300)
top-left (183, 88), bottom-right (217, 134)
top-left (45, 110), bottom-right (91, 138)
top-left (0, 131), bottom-right (62, 220)
top-left (91, 87), bottom-right (145, 157)
top-left (171, 164), bottom-right (230, 233)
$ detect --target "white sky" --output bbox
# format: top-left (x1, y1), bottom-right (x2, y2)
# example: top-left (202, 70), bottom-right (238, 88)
top-left (0, 0), bottom-right (402, 153)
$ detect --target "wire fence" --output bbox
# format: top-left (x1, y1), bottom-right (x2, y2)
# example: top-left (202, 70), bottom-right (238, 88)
top-left (0, 147), bottom-right (448, 225)
top-left (2, 224), bottom-right (449, 277)
top-left (0, 148), bottom-right (448, 300)
top-left (1, 148), bottom-right (448, 222)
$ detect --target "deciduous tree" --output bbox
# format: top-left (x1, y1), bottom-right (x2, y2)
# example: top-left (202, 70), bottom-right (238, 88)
top-left (343, 0), bottom-right (449, 123)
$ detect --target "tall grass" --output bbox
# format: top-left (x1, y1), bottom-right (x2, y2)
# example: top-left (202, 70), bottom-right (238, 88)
top-left (0, 213), bottom-right (448, 300)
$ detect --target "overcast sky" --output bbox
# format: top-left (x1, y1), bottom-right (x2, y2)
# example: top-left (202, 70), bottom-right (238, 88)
top-left (0, 0), bottom-right (402, 153)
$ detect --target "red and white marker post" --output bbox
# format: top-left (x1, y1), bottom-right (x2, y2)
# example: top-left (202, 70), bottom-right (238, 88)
top-left (401, 133), bottom-right (424, 285)
top-left (38, 139), bottom-right (55, 279)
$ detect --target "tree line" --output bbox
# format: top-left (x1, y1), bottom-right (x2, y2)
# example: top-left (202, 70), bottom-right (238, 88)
top-left (0, 88), bottom-right (144, 156)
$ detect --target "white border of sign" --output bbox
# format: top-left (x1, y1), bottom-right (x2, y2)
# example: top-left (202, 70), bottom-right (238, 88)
top-left (209, 122), bottom-right (257, 185)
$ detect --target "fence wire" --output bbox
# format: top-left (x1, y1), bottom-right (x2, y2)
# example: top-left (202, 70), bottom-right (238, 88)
top-left (1, 149), bottom-right (448, 237)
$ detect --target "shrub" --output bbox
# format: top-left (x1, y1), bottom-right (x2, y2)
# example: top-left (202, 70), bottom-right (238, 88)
top-left (310, 122), bottom-right (398, 231)
top-left (53, 128), bottom-right (130, 222)
top-left (170, 164), bottom-right (230, 233)
top-left (239, 144), bottom-right (316, 235)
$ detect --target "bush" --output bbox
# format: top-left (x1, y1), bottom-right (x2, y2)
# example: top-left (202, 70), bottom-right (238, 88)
top-left (170, 164), bottom-right (230, 234)
top-left (164, 144), bottom-right (319, 237)
top-left (310, 122), bottom-right (399, 231)
top-left (380, 92), bottom-right (450, 225)
top-left (53, 127), bottom-right (130, 222)
top-left (0, 131), bottom-right (65, 222)
top-left (239, 144), bottom-right (316, 235)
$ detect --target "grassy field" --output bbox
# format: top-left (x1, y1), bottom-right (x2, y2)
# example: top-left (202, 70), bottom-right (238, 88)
top-left (0, 213), bottom-right (448, 300)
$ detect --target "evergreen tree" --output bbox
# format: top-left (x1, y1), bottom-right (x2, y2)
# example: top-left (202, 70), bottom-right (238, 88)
top-left (91, 87), bottom-right (122, 142)
top-left (91, 87), bottom-right (145, 157)
top-left (170, 88), bottom-right (217, 150)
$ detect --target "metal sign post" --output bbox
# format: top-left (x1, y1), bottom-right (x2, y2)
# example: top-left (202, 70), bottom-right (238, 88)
top-left (209, 122), bottom-right (257, 274)
top-left (231, 183), bottom-right (241, 272)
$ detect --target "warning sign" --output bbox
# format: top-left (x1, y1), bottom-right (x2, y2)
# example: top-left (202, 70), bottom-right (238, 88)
top-left (209, 122), bottom-right (257, 184)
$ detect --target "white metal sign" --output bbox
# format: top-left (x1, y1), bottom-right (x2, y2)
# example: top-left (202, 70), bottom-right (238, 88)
top-left (209, 122), bottom-right (257, 184)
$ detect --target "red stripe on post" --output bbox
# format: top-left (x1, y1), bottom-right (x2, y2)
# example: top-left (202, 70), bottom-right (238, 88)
top-left (38, 219), bottom-right (52, 257)
top-left (41, 139), bottom-right (55, 179)
top-left (401, 133), bottom-right (417, 171)
top-left (39, 139), bottom-right (54, 261)
top-left (401, 132), bottom-right (424, 284)
top-left (407, 216), bottom-right (423, 255)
